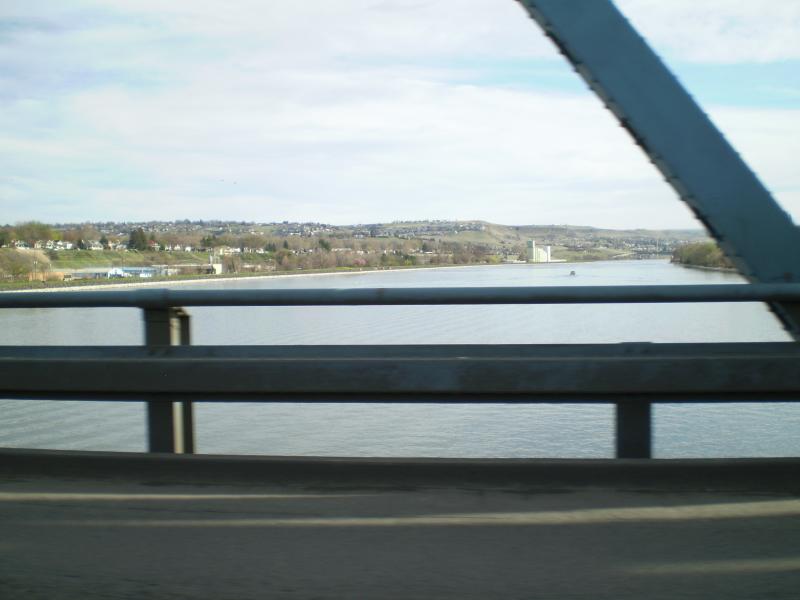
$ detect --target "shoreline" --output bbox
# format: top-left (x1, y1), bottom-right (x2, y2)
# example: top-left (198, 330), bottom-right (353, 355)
top-left (1, 258), bottom-right (668, 294)
top-left (0, 263), bottom-right (502, 293)
top-left (673, 262), bottom-right (737, 274)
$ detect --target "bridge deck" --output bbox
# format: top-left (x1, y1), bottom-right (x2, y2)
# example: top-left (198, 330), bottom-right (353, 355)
top-left (2, 450), bottom-right (799, 599)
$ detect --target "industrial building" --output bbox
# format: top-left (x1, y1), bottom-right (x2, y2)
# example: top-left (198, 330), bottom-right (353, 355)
top-left (526, 239), bottom-right (552, 263)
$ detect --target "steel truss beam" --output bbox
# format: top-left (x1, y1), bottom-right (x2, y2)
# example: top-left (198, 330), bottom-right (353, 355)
top-left (517, 0), bottom-right (800, 337)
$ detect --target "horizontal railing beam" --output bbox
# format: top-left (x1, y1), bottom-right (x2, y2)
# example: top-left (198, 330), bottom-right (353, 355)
top-left (3, 283), bottom-right (800, 309)
top-left (2, 343), bottom-right (799, 400)
top-left (6, 391), bottom-right (800, 404)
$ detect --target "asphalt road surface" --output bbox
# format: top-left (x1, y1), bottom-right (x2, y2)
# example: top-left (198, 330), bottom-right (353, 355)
top-left (2, 457), bottom-right (799, 599)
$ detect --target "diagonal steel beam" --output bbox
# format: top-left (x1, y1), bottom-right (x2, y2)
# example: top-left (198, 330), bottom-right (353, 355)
top-left (516, 0), bottom-right (800, 338)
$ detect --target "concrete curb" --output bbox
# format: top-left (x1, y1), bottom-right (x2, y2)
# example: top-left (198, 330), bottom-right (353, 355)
top-left (2, 448), bottom-right (799, 492)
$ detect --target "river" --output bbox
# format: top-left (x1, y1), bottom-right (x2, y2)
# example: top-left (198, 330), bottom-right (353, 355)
top-left (1, 259), bottom-right (797, 458)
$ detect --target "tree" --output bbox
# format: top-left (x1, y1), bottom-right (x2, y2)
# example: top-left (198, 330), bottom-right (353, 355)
top-left (318, 238), bottom-right (331, 252)
top-left (274, 249), bottom-right (295, 271)
top-left (100, 235), bottom-right (110, 250)
top-left (14, 221), bottom-right (54, 246)
top-left (672, 242), bottom-right (732, 269)
top-left (127, 228), bottom-right (148, 251)
top-left (222, 255), bottom-right (242, 273)
top-left (200, 235), bottom-right (220, 248)
top-left (0, 249), bottom-right (36, 279)
top-left (62, 225), bottom-right (99, 245)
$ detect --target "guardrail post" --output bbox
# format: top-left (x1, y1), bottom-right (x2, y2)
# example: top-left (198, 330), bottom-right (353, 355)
top-left (144, 307), bottom-right (194, 453)
top-left (176, 309), bottom-right (195, 454)
top-left (615, 401), bottom-right (651, 458)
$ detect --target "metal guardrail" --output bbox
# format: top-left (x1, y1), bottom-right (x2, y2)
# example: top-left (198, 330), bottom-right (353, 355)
top-left (2, 283), bottom-right (800, 308)
top-left (2, 283), bottom-right (800, 460)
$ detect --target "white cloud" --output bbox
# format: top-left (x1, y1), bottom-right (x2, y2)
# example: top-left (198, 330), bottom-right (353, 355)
top-left (616, 0), bottom-right (800, 63)
top-left (708, 105), bottom-right (800, 220)
top-left (0, 73), bottom-right (704, 226)
top-left (1, 0), bottom-right (798, 228)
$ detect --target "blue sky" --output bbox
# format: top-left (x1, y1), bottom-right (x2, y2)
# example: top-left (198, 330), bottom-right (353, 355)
top-left (1, 0), bottom-right (799, 229)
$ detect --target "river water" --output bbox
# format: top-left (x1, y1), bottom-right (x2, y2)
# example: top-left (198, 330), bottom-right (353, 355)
top-left (1, 260), bottom-right (797, 458)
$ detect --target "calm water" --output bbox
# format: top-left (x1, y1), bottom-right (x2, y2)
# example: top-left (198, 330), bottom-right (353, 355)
top-left (1, 260), bottom-right (797, 458)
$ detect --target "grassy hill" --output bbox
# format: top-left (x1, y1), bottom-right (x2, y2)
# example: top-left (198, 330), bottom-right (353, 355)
top-left (46, 250), bottom-right (212, 270)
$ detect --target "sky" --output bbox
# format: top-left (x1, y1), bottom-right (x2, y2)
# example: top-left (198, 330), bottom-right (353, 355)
top-left (1, 0), bottom-right (799, 229)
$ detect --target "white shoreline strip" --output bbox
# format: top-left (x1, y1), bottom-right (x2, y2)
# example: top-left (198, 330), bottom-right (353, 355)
top-left (0, 262), bottom-right (555, 294)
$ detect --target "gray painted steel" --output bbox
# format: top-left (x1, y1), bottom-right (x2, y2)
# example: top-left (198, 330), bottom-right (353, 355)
top-left (176, 309), bottom-right (195, 454)
top-left (144, 308), bottom-right (179, 453)
top-left (616, 402), bottom-right (651, 459)
top-left (2, 343), bottom-right (799, 400)
top-left (2, 283), bottom-right (800, 308)
top-left (517, 0), bottom-right (800, 335)
top-left (143, 308), bottom-right (194, 454)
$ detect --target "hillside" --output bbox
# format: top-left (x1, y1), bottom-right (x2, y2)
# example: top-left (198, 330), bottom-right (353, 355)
top-left (1, 219), bottom-right (710, 287)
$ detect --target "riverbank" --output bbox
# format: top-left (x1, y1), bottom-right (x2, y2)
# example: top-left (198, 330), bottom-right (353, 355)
top-left (0, 258), bottom-right (663, 294)
top-left (673, 262), bottom-right (738, 274)
top-left (0, 262), bottom-right (518, 293)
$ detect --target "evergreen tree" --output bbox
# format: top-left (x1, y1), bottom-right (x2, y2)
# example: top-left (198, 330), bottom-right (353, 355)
top-left (127, 228), bottom-right (148, 251)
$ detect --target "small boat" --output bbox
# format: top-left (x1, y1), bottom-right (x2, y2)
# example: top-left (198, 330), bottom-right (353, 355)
top-left (569, 270), bottom-right (576, 276)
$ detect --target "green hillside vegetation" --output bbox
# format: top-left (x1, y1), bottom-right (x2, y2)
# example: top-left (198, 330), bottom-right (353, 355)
top-left (46, 250), bottom-right (211, 269)
top-left (0, 248), bottom-right (44, 280)
top-left (1, 219), bottom-right (710, 288)
top-left (671, 242), bottom-right (734, 270)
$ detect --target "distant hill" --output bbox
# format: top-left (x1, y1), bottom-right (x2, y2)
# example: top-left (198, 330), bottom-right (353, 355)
top-left (2, 218), bottom-right (711, 287)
